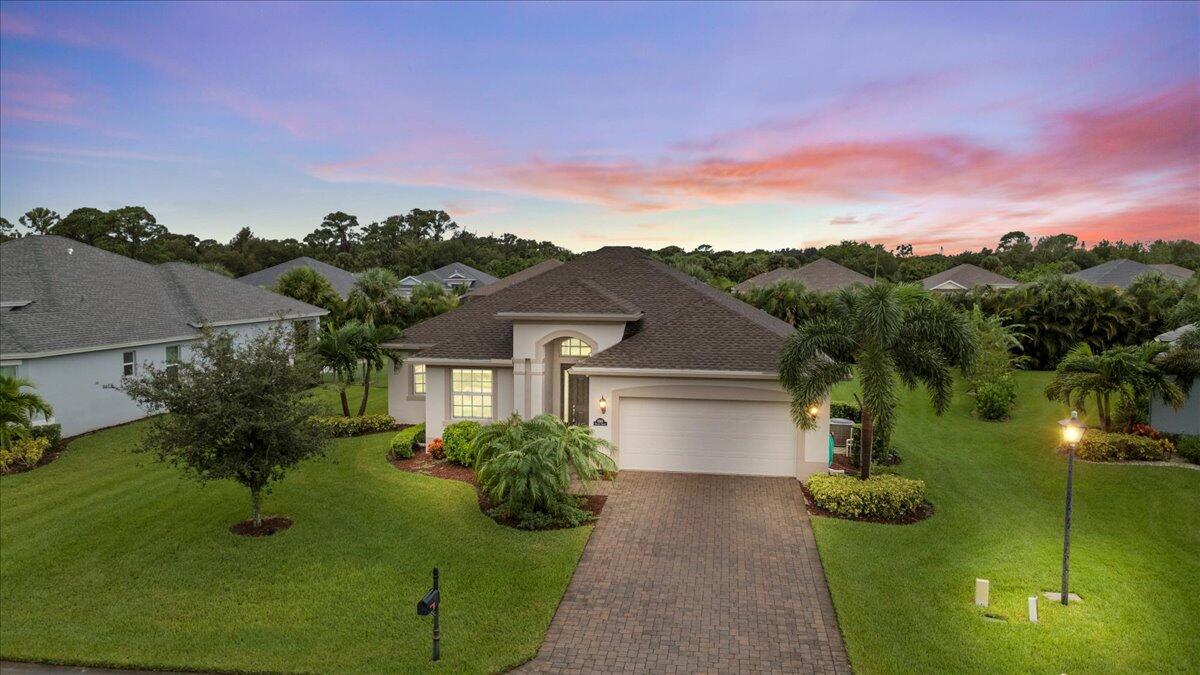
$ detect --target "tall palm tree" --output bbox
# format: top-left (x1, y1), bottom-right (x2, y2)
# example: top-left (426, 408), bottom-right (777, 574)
top-left (0, 375), bottom-right (53, 449)
top-left (346, 268), bottom-right (404, 326)
top-left (273, 266), bottom-right (343, 316)
top-left (353, 323), bottom-right (400, 416)
top-left (1045, 342), bottom-right (1186, 432)
top-left (779, 284), bottom-right (977, 479)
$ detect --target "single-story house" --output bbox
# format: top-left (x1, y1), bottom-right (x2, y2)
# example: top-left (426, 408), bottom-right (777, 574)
top-left (921, 263), bottom-right (1019, 292)
top-left (1070, 259), bottom-right (1194, 289)
top-left (1, 236), bottom-right (327, 437)
top-left (398, 262), bottom-right (499, 298)
top-left (1151, 323), bottom-right (1198, 435)
top-left (733, 257), bottom-right (876, 294)
top-left (238, 256), bottom-right (359, 298)
top-left (386, 246), bottom-right (830, 479)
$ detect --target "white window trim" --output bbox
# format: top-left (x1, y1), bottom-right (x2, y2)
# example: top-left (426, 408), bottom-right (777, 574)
top-left (409, 363), bottom-right (427, 401)
top-left (122, 350), bottom-right (137, 377)
top-left (449, 368), bottom-right (495, 420)
top-left (560, 337), bottom-right (592, 357)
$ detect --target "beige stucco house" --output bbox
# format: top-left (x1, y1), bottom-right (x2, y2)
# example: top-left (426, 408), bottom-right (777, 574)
top-left (386, 247), bottom-right (830, 480)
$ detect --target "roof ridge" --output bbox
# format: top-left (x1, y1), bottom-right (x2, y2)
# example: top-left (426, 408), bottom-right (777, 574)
top-left (155, 265), bottom-right (206, 324)
top-left (640, 254), bottom-right (794, 338)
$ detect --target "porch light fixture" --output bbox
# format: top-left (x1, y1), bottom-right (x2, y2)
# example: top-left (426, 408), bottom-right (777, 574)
top-left (807, 404), bottom-right (820, 418)
top-left (1056, 410), bottom-right (1087, 606)
top-left (598, 396), bottom-right (607, 414)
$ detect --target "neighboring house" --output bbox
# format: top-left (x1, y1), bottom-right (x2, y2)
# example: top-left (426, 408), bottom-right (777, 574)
top-left (732, 258), bottom-right (876, 294)
top-left (0, 236), bottom-right (327, 437)
top-left (1151, 323), bottom-right (1199, 435)
top-left (387, 247), bottom-right (831, 479)
top-left (921, 264), bottom-right (1019, 292)
top-left (1069, 259), bottom-right (1194, 289)
top-left (237, 256), bottom-right (359, 298)
top-left (398, 262), bottom-right (499, 298)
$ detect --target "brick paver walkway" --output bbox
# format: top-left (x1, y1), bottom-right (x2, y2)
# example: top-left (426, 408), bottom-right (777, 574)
top-left (522, 472), bottom-right (850, 674)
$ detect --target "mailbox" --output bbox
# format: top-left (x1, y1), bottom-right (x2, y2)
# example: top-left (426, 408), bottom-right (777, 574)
top-left (417, 587), bottom-right (440, 616)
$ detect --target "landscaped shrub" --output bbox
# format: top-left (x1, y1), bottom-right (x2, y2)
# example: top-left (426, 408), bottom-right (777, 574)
top-left (29, 423), bottom-right (62, 448)
top-left (308, 414), bottom-right (396, 438)
top-left (1075, 431), bottom-right (1174, 462)
top-left (830, 401), bottom-right (861, 422)
top-left (973, 377), bottom-right (1017, 421)
top-left (0, 436), bottom-right (50, 473)
top-left (805, 473), bottom-right (925, 520)
top-left (1175, 436), bottom-right (1200, 464)
top-left (442, 420), bottom-right (482, 466)
top-left (427, 437), bottom-right (445, 459)
top-left (387, 424), bottom-right (426, 460)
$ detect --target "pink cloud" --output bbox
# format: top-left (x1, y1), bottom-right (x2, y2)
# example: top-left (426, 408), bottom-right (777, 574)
top-left (0, 69), bottom-right (87, 126)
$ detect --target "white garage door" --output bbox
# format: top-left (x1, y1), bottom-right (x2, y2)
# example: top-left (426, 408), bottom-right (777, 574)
top-left (617, 397), bottom-right (797, 476)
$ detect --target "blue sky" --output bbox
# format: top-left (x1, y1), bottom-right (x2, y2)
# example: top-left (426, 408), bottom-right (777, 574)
top-left (1, 1), bottom-right (1197, 251)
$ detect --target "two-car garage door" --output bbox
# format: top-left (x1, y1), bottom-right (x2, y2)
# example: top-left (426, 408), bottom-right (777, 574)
top-left (617, 397), bottom-right (798, 476)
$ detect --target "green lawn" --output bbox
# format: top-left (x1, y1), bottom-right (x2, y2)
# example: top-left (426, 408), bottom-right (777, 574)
top-left (0, 422), bottom-right (590, 673)
top-left (822, 371), bottom-right (1200, 673)
top-left (313, 366), bottom-right (390, 416)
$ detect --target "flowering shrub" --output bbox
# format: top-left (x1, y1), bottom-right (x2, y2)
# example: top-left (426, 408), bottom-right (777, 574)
top-left (1129, 423), bottom-right (1162, 440)
top-left (427, 437), bottom-right (445, 460)
top-left (0, 436), bottom-right (50, 473)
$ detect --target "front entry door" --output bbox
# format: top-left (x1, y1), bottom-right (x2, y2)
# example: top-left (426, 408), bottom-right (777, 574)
top-left (562, 366), bottom-right (590, 426)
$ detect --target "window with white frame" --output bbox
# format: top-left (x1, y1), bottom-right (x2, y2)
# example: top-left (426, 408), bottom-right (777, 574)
top-left (411, 363), bottom-right (426, 396)
top-left (165, 345), bottom-right (181, 375)
top-left (122, 351), bottom-right (136, 377)
top-left (0, 364), bottom-right (16, 379)
top-left (560, 338), bottom-right (592, 357)
top-left (451, 368), bottom-right (493, 419)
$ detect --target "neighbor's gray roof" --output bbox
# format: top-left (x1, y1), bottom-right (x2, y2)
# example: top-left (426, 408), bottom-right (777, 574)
top-left (393, 247), bottom-right (794, 372)
top-left (237, 256), bottom-right (359, 298)
top-left (1, 236), bottom-right (326, 358)
top-left (468, 259), bottom-right (563, 297)
top-left (1156, 323), bottom-right (1197, 343)
top-left (921, 263), bottom-right (1019, 291)
top-left (733, 258), bottom-right (877, 293)
top-left (1070, 259), bottom-right (1194, 289)
top-left (402, 262), bottom-right (499, 290)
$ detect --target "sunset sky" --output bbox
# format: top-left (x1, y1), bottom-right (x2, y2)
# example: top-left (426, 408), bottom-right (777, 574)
top-left (1, 1), bottom-right (1197, 253)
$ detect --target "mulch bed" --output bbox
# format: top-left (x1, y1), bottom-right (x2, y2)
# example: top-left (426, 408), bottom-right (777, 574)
top-left (390, 448), bottom-right (605, 529)
top-left (0, 443), bottom-right (69, 477)
top-left (230, 516), bottom-right (294, 537)
top-left (800, 483), bottom-right (934, 525)
top-left (478, 492), bottom-right (607, 531)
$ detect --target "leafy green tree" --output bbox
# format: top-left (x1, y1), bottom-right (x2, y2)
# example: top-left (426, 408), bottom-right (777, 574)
top-left (0, 375), bottom-right (54, 450)
top-left (110, 206), bottom-right (166, 258)
top-left (116, 328), bottom-right (326, 528)
top-left (346, 268), bottom-right (404, 326)
top-left (0, 217), bottom-right (17, 243)
top-left (779, 284), bottom-right (977, 479)
top-left (1044, 343), bottom-right (1185, 432)
top-left (273, 266), bottom-right (343, 316)
top-left (304, 211), bottom-right (360, 254)
top-left (196, 261), bottom-right (234, 278)
top-left (19, 207), bottom-right (60, 235)
top-left (51, 207), bottom-right (113, 246)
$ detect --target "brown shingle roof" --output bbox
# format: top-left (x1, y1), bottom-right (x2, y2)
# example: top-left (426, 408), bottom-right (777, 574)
top-left (921, 263), bottom-right (1018, 291)
top-left (733, 258), bottom-right (876, 293)
top-left (468, 258), bottom-right (563, 297)
top-left (1071, 259), bottom-right (1195, 289)
top-left (396, 247), bottom-right (792, 372)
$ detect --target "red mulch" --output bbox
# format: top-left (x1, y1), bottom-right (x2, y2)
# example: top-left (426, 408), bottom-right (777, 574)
top-left (830, 454), bottom-right (860, 475)
top-left (230, 516), bottom-right (294, 537)
top-left (799, 483), bottom-right (934, 525)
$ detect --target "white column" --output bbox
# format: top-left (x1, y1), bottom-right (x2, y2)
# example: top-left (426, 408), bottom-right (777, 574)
top-left (528, 359), bottom-right (546, 416)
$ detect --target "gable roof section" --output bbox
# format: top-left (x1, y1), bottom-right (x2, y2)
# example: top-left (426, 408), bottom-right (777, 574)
top-left (237, 256), bottom-right (359, 298)
top-left (468, 259), bottom-right (563, 297)
top-left (733, 258), bottom-right (876, 293)
top-left (1070, 259), bottom-right (1195, 289)
top-left (394, 247), bottom-right (793, 372)
top-left (921, 263), bottom-right (1018, 290)
top-left (499, 277), bottom-right (642, 319)
top-left (1, 236), bottom-right (325, 358)
top-left (405, 262), bottom-right (499, 289)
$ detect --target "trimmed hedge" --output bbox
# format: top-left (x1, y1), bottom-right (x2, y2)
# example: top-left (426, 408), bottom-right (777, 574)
top-left (806, 473), bottom-right (925, 520)
top-left (309, 414), bottom-right (396, 438)
top-left (388, 424), bottom-right (426, 460)
top-left (443, 421), bottom-right (482, 466)
top-left (973, 378), bottom-right (1016, 421)
top-left (30, 423), bottom-right (62, 448)
top-left (830, 401), bottom-right (861, 422)
top-left (1075, 431), bottom-right (1174, 462)
top-left (1175, 436), bottom-right (1200, 465)
top-left (0, 436), bottom-right (50, 473)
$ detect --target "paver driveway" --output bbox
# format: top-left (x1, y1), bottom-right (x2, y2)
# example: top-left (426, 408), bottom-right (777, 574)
top-left (522, 472), bottom-right (850, 674)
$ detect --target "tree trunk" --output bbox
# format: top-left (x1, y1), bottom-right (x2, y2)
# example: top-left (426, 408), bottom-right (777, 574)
top-left (250, 487), bottom-right (263, 528)
top-left (859, 412), bottom-right (874, 481)
top-left (339, 387), bottom-right (351, 417)
top-left (357, 366), bottom-right (371, 417)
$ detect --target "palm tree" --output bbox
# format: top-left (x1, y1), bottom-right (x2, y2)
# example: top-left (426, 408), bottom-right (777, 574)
top-left (1045, 342), bottom-right (1187, 432)
top-left (346, 268), bottom-right (404, 326)
top-left (0, 375), bottom-right (53, 449)
top-left (312, 322), bottom-right (363, 417)
top-left (273, 266), bottom-right (343, 316)
top-left (353, 323), bottom-right (400, 416)
top-left (779, 283), bottom-right (977, 479)
top-left (738, 281), bottom-right (835, 326)
top-left (406, 282), bottom-right (459, 326)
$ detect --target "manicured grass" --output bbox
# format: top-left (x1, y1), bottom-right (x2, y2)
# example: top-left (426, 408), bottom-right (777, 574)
top-left (0, 422), bottom-right (590, 673)
top-left (313, 366), bottom-right (389, 416)
top-left (822, 372), bottom-right (1200, 673)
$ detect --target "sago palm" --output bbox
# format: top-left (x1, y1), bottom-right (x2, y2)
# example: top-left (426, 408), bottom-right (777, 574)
top-left (0, 375), bottom-right (53, 449)
top-left (779, 283), bottom-right (977, 479)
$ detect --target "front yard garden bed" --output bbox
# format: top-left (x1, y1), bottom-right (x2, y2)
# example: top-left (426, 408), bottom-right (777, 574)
top-left (800, 481), bottom-right (933, 525)
top-left (229, 516), bottom-right (293, 537)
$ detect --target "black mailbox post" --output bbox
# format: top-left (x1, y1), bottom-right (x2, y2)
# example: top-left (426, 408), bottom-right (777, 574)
top-left (416, 568), bottom-right (441, 661)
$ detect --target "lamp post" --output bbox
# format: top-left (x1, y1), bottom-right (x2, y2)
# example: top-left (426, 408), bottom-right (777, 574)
top-left (1057, 410), bottom-right (1086, 606)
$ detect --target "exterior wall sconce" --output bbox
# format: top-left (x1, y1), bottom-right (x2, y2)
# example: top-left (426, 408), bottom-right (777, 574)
top-left (807, 404), bottom-right (820, 418)
top-left (598, 396), bottom-right (608, 414)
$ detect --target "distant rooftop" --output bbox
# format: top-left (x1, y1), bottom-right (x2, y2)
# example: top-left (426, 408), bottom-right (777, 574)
top-left (1070, 259), bottom-right (1194, 289)
top-left (921, 263), bottom-right (1019, 291)
top-left (238, 256), bottom-right (359, 298)
top-left (733, 258), bottom-right (876, 293)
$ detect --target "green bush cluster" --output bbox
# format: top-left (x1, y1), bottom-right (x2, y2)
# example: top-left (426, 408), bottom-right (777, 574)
top-left (308, 414), bottom-right (396, 438)
top-left (1075, 431), bottom-right (1174, 462)
top-left (830, 401), bottom-right (861, 422)
top-left (29, 424), bottom-right (62, 448)
top-left (387, 424), bottom-right (426, 460)
top-left (0, 436), bottom-right (50, 473)
top-left (974, 378), bottom-right (1017, 421)
top-left (805, 473), bottom-right (926, 520)
top-left (442, 421), bottom-right (482, 466)
top-left (1175, 436), bottom-right (1200, 465)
